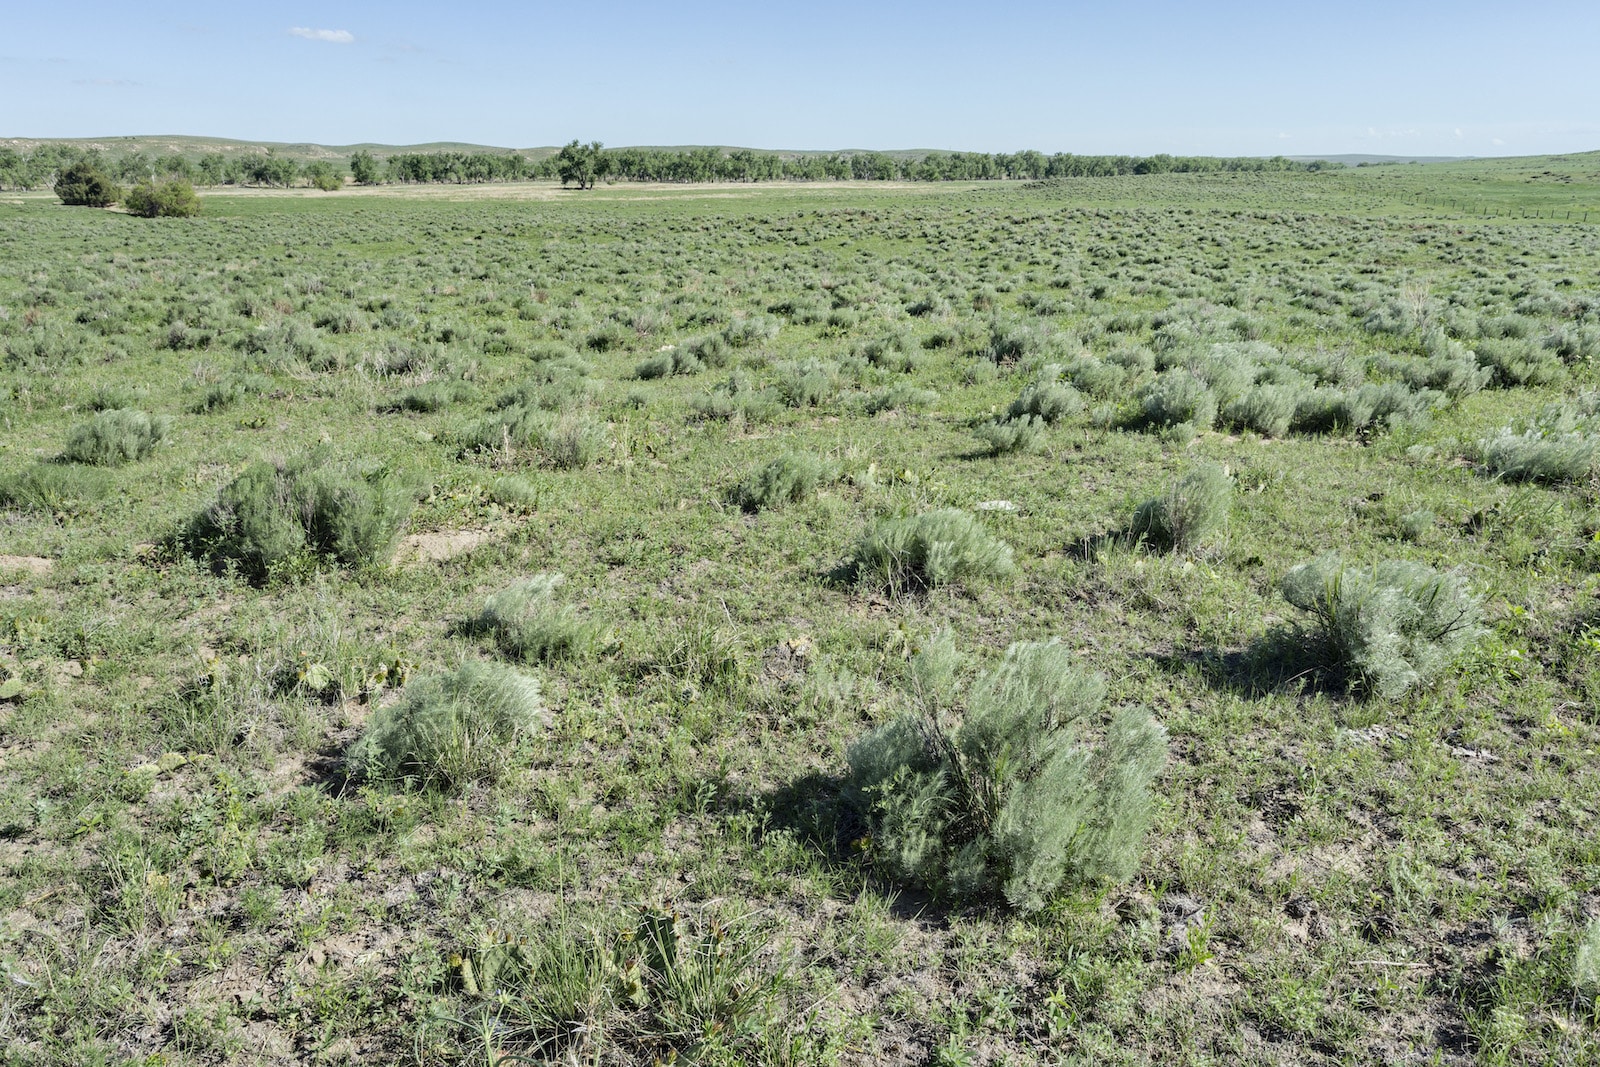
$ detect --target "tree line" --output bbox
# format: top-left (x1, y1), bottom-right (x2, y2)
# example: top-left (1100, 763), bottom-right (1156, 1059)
top-left (1, 141), bottom-right (1334, 193)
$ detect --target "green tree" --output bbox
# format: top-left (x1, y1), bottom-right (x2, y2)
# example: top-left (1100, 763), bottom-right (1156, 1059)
top-left (303, 161), bottom-right (344, 191)
top-left (349, 150), bottom-right (380, 185)
top-left (54, 160), bottom-right (121, 207)
top-left (196, 152), bottom-right (228, 185)
top-left (556, 140), bottom-right (610, 189)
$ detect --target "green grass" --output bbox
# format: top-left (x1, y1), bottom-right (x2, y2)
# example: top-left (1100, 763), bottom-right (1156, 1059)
top-left (2, 163), bottom-right (1600, 1065)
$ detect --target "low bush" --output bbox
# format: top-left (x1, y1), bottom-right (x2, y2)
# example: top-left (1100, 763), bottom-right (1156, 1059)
top-left (1130, 464), bottom-right (1232, 552)
top-left (775, 359), bottom-right (838, 407)
top-left (1139, 369), bottom-right (1217, 431)
top-left (1280, 554), bottom-right (1481, 699)
top-left (472, 574), bottom-right (602, 662)
top-left (123, 180), bottom-right (201, 218)
top-left (185, 452), bottom-right (419, 581)
top-left (1006, 365), bottom-right (1083, 424)
top-left (733, 453), bottom-right (828, 511)
top-left (1478, 430), bottom-right (1600, 483)
top-left (852, 509), bottom-right (1014, 591)
top-left (489, 475), bottom-right (541, 509)
top-left (863, 382), bottom-right (938, 414)
top-left (63, 408), bottom-right (171, 466)
top-left (687, 374), bottom-right (778, 423)
top-left (193, 374), bottom-right (271, 413)
top-left (1475, 336), bottom-right (1565, 387)
top-left (856, 331), bottom-right (919, 372)
top-left (1476, 398), bottom-right (1600, 483)
top-left (723, 314), bottom-right (780, 348)
top-left (541, 414), bottom-right (610, 470)
top-left (1221, 384), bottom-right (1299, 437)
top-left (846, 635), bottom-right (1167, 912)
top-left (974, 414), bottom-right (1046, 455)
top-left (346, 660), bottom-right (545, 790)
top-left (0, 463), bottom-right (114, 513)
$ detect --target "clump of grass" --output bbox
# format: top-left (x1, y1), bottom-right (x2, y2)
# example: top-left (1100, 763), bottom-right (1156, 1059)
top-left (856, 330), bottom-right (920, 372)
top-left (541, 414), bottom-right (610, 470)
top-left (1279, 553), bottom-right (1482, 700)
top-left (846, 634), bottom-right (1167, 912)
top-left (1574, 918), bottom-right (1600, 1002)
top-left (472, 574), bottom-right (602, 662)
top-left (775, 359), bottom-right (838, 408)
top-left (192, 374), bottom-right (271, 413)
top-left (1397, 508), bottom-right (1435, 543)
top-left (852, 509), bottom-right (1014, 591)
top-left (688, 373), bottom-right (778, 423)
top-left (62, 408), bottom-right (171, 466)
top-left (1221, 384), bottom-right (1299, 437)
top-left (185, 452), bottom-right (419, 582)
top-left (733, 453), bottom-right (828, 512)
top-left (1129, 464), bottom-right (1232, 552)
top-left (1138, 369), bottom-right (1217, 432)
top-left (0, 463), bottom-right (114, 513)
top-left (463, 906), bottom-right (790, 1064)
top-left (974, 414), bottom-right (1046, 455)
top-left (1006, 365), bottom-right (1083, 424)
top-left (489, 475), bottom-right (540, 509)
top-left (863, 382), bottom-right (938, 415)
top-left (346, 660), bottom-right (545, 790)
top-left (1479, 431), bottom-right (1600, 483)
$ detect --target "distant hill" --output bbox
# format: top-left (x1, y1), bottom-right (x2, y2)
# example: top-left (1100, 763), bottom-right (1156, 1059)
top-left (1286, 154), bottom-right (1473, 166)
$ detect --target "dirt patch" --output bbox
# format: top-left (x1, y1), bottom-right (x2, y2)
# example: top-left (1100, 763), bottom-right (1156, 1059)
top-left (0, 556), bottom-right (52, 575)
top-left (393, 529), bottom-right (495, 565)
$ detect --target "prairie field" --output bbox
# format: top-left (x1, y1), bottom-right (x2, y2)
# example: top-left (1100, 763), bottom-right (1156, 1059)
top-left (3, 160), bottom-right (1600, 1066)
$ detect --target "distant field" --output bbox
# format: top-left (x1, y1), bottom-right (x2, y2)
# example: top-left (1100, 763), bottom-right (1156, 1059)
top-left (2, 164), bottom-right (1599, 1066)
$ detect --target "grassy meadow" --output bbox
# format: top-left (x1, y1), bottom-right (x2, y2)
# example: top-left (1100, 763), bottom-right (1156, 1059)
top-left (2, 159), bottom-right (1600, 1065)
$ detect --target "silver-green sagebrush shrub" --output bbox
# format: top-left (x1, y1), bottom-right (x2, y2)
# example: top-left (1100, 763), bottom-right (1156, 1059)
top-left (1479, 430), bottom-right (1600, 484)
top-left (185, 452), bottom-right (418, 581)
top-left (473, 574), bottom-right (602, 662)
top-left (733, 453), bottom-right (828, 512)
top-left (1221, 384), bottom-right (1299, 437)
top-left (1280, 554), bottom-right (1481, 699)
top-left (346, 660), bottom-right (544, 790)
top-left (1139, 369), bottom-right (1218, 432)
top-left (1006, 364), bottom-right (1084, 425)
top-left (1477, 397), bottom-right (1600, 483)
top-left (846, 635), bottom-right (1167, 912)
top-left (63, 408), bottom-right (171, 466)
top-left (974, 413), bottom-right (1046, 455)
top-left (852, 509), bottom-right (1015, 590)
top-left (1130, 464), bottom-right (1232, 552)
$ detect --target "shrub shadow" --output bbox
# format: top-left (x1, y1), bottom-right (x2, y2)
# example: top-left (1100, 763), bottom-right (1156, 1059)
top-left (1153, 626), bottom-right (1348, 698)
top-left (736, 771), bottom-right (948, 924)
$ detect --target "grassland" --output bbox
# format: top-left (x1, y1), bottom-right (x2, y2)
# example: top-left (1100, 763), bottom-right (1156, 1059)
top-left (1, 159), bottom-right (1599, 1066)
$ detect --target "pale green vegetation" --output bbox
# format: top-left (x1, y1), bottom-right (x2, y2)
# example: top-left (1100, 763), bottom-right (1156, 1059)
top-left (2, 158), bottom-right (1600, 1066)
top-left (846, 634), bottom-right (1166, 913)
top-left (1279, 555), bottom-right (1483, 699)
top-left (347, 660), bottom-right (545, 790)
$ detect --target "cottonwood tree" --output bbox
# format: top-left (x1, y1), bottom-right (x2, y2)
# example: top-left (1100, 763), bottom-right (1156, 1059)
top-left (556, 140), bottom-right (611, 189)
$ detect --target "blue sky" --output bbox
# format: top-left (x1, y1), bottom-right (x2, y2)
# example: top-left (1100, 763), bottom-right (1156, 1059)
top-left (5, 1), bottom-right (1599, 156)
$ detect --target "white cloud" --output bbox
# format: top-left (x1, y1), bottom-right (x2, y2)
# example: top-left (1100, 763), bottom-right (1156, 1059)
top-left (1276, 132), bottom-right (1290, 140)
top-left (1492, 137), bottom-right (1505, 145)
top-left (1454, 128), bottom-right (1463, 138)
top-left (289, 27), bottom-right (354, 44)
